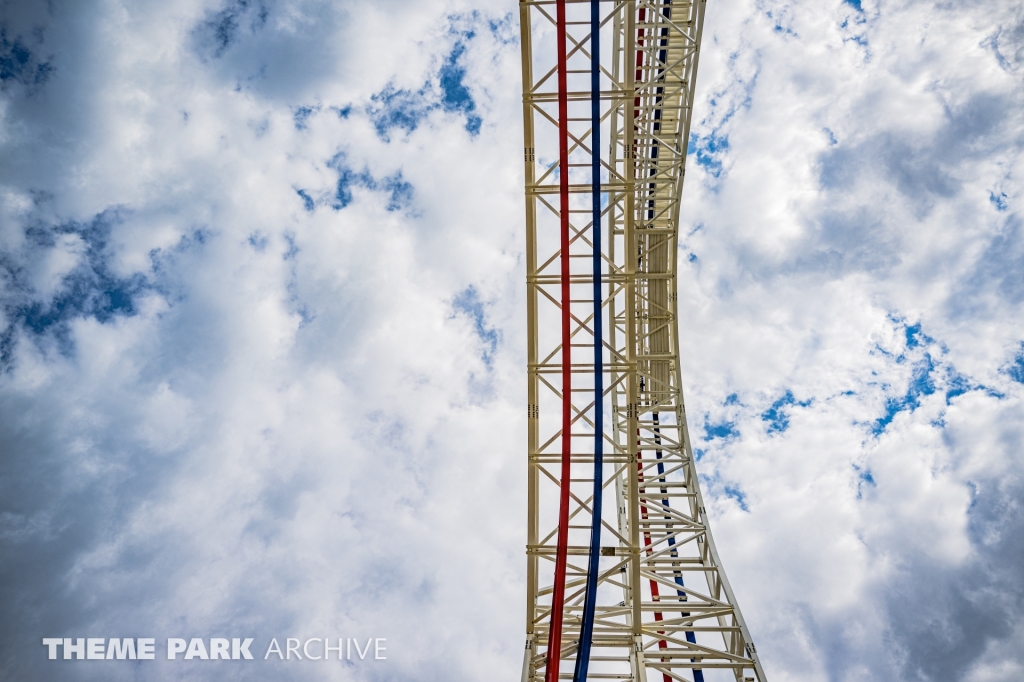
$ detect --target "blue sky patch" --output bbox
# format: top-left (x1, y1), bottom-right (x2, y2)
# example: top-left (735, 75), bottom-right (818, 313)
top-left (724, 485), bottom-right (750, 512)
top-left (327, 155), bottom-right (374, 210)
top-left (322, 155), bottom-right (415, 212)
top-left (282, 233), bottom-right (299, 260)
top-left (296, 189), bottom-right (315, 212)
top-left (697, 473), bottom-right (749, 512)
top-left (870, 318), bottom-right (981, 422)
top-left (452, 286), bottom-right (500, 366)
top-left (904, 321), bottom-right (924, 349)
top-left (944, 370), bottom-right (973, 403)
top-left (691, 131), bottom-right (730, 178)
top-left (887, 316), bottom-right (934, 360)
top-left (380, 173), bottom-right (413, 212)
top-left (368, 39), bottom-right (482, 140)
top-left (333, 167), bottom-right (372, 210)
top-left (0, 29), bottom-right (52, 88)
top-left (704, 417), bottom-right (739, 441)
top-left (1005, 344), bottom-right (1024, 384)
top-left (194, 0), bottom-right (269, 59)
top-left (439, 43), bottom-right (482, 135)
top-left (853, 464), bottom-right (876, 499)
top-left (2, 210), bottom-right (148, 360)
top-left (901, 320), bottom-right (935, 352)
top-left (989, 191), bottom-right (1008, 211)
top-left (487, 14), bottom-right (517, 43)
top-left (873, 353), bottom-right (937, 435)
top-left (765, 9), bottom-right (799, 38)
top-left (292, 104), bottom-right (319, 130)
top-left (761, 390), bottom-right (811, 435)
top-left (368, 85), bottom-right (433, 140)
top-left (248, 232), bottom-right (268, 251)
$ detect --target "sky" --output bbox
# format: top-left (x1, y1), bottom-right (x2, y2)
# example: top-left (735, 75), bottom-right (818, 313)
top-left (1, 0), bottom-right (1022, 681)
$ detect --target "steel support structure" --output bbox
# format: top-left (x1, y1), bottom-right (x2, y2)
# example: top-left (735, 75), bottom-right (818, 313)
top-left (519, 1), bottom-right (767, 681)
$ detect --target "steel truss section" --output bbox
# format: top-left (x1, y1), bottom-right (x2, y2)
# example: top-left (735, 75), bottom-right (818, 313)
top-left (519, 1), bottom-right (767, 681)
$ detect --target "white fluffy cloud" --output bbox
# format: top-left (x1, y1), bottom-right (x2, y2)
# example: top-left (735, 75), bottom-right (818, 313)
top-left (1, 1), bottom-right (1022, 681)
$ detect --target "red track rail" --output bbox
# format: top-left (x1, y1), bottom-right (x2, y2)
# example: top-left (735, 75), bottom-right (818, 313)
top-left (545, 0), bottom-right (572, 680)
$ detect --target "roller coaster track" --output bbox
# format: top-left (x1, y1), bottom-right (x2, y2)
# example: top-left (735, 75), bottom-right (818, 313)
top-left (519, 2), bottom-right (767, 680)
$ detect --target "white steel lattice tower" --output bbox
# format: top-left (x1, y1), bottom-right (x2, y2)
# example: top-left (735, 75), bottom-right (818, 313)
top-left (518, 1), bottom-right (767, 681)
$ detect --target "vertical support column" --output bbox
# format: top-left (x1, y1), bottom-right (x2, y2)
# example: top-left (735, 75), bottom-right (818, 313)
top-left (621, 4), bottom-right (648, 680)
top-left (519, 3), bottom-right (539, 679)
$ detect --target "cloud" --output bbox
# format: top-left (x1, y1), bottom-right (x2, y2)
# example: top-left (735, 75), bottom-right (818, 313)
top-left (2, 2), bottom-right (522, 680)
top-left (1, 0), bottom-right (1023, 681)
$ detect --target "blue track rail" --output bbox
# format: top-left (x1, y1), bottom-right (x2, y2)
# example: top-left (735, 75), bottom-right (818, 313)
top-left (573, 0), bottom-right (603, 680)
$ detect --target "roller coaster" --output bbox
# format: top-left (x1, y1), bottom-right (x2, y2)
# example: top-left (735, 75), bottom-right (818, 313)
top-left (518, 1), bottom-right (766, 680)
